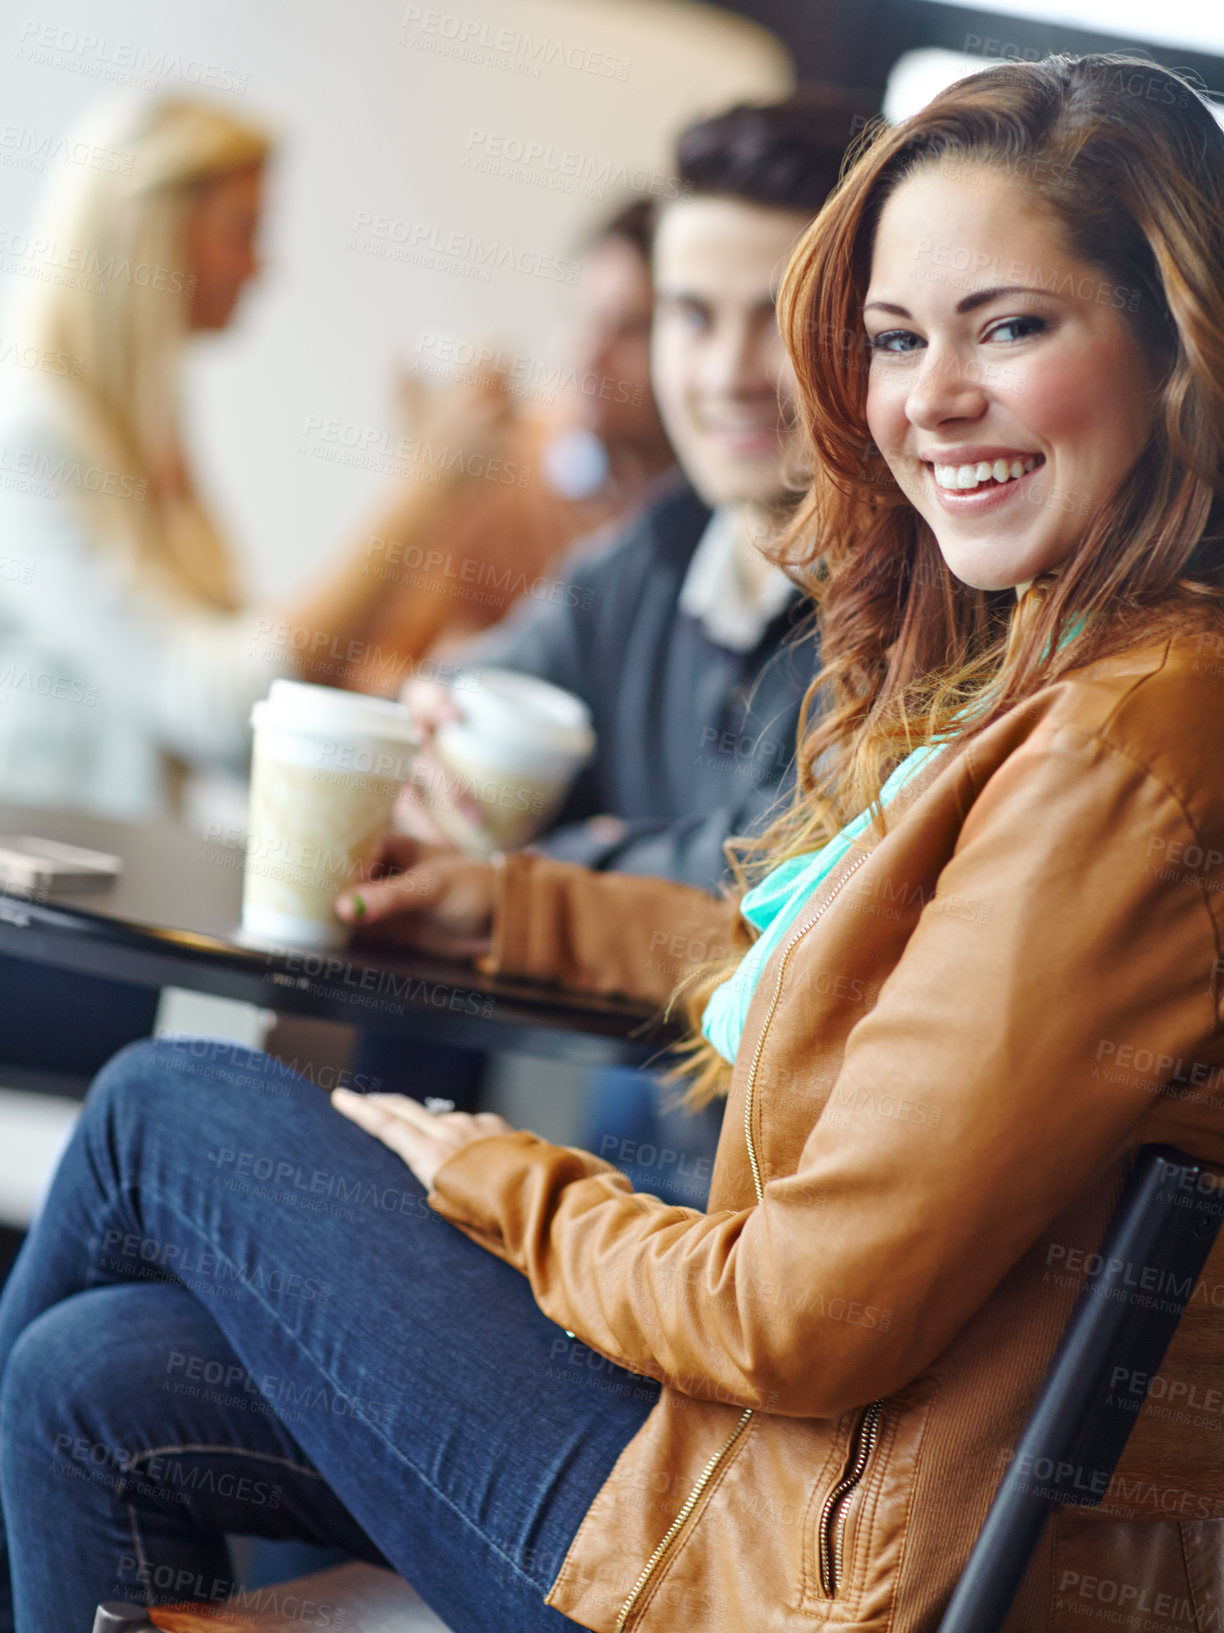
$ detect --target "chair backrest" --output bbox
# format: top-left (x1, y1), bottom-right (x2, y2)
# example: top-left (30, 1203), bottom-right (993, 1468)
top-left (938, 1144), bottom-right (1224, 1633)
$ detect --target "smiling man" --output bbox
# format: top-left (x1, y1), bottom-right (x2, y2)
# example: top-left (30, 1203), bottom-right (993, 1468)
top-left (431, 89), bottom-right (871, 890)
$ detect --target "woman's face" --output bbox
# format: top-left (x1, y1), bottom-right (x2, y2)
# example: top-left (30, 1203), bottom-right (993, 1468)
top-left (184, 161), bottom-right (264, 331)
top-left (863, 163), bottom-right (1158, 592)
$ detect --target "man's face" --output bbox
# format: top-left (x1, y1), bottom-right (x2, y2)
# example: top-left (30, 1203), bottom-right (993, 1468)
top-left (559, 235), bottom-right (665, 451)
top-left (651, 197), bottom-right (807, 507)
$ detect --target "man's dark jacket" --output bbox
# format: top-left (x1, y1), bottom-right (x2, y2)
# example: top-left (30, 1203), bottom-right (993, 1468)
top-left (454, 478), bottom-right (817, 892)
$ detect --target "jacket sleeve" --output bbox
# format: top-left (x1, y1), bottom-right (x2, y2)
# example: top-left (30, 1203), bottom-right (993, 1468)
top-left (432, 725), bottom-right (1224, 1418)
top-left (482, 849), bottom-right (740, 1008)
top-left (532, 767), bottom-right (792, 892)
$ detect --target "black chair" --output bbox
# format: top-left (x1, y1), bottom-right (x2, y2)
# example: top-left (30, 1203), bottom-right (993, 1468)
top-left (938, 1144), bottom-right (1224, 1632)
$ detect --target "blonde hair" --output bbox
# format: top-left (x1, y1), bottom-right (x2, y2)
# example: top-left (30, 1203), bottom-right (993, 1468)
top-left (7, 97), bottom-right (273, 610)
top-left (672, 54), bottom-right (1224, 1108)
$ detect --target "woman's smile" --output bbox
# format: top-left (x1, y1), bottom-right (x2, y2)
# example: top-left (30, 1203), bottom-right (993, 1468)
top-left (925, 448), bottom-right (1044, 512)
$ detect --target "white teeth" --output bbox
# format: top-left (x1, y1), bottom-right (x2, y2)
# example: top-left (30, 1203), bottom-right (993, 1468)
top-left (932, 456), bottom-right (1040, 491)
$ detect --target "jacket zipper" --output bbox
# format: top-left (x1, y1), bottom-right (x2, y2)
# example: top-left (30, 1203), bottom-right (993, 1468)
top-left (817, 1400), bottom-right (884, 1597)
top-left (613, 1407), bottom-right (754, 1632)
top-left (615, 848), bottom-right (874, 1630)
top-left (742, 849), bottom-right (885, 1601)
top-left (740, 849), bottom-right (871, 1201)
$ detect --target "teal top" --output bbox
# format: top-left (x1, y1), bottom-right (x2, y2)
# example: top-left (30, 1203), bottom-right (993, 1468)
top-left (701, 742), bottom-right (945, 1065)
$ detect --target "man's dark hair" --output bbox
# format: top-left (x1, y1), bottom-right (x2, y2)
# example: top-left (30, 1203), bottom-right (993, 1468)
top-left (676, 85), bottom-right (879, 216)
top-left (594, 196), bottom-right (656, 260)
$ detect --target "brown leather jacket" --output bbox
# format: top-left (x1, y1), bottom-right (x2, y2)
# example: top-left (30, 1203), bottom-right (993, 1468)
top-left (427, 634), bottom-right (1224, 1632)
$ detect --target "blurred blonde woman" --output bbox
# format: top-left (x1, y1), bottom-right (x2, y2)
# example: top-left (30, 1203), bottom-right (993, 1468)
top-left (0, 97), bottom-right (478, 820)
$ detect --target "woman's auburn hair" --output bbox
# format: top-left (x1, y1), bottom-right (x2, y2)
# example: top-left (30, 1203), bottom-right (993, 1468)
top-left (670, 53), bottom-right (1224, 1109)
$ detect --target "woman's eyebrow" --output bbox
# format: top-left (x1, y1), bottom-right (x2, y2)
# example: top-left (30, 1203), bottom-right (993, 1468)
top-left (864, 285), bottom-right (1058, 321)
top-left (956, 283), bottom-right (1053, 313)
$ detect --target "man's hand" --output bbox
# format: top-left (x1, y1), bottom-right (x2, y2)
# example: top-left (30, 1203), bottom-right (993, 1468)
top-left (331, 1090), bottom-right (517, 1190)
top-left (335, 834), bottom-right (497, 958)
top-left (391, 364), bottom-right (516, 497)
top-left (392, 678), bottom-right (484, 843)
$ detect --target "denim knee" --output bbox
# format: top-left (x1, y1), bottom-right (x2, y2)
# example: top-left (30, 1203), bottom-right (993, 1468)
top-left (88, 1035), bottom-right (175, 1117)
top-left (88, 1036), bottom-right (295, 1126)
top-left (0, 1299), bottom-right (94, 1474)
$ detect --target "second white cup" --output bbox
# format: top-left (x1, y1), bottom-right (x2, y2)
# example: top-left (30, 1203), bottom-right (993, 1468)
top-left (413, 668), bottom-right (595, 856)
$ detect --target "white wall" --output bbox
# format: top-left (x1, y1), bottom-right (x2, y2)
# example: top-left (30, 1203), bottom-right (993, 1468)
top-left (0, 0), bottom-right (792, 599)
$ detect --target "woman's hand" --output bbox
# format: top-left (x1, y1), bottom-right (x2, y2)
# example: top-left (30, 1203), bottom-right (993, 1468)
top-left (335, 834), bottom-right (497, 958)
top-left (331, 1090), bottom-right (517, 1190)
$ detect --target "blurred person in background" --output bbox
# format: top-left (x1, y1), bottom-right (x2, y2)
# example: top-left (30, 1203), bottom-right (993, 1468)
top-left (0, 95), bottom-right (501, 826)
top-left (356, 91), bottom-right (869, 1179)
top-left (0, 95), bottom-right (508, 1084)
top-left (343, 197), bottom-right (676, 691)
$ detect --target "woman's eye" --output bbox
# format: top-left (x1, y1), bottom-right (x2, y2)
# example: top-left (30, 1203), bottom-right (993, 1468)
top-left (986, 315), bottom-right (1047, 343)
top-left (869, 329), bottom-right (924, 355)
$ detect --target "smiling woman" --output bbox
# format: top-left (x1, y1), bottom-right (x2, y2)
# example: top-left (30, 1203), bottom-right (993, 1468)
top-left (745, 51), bottom-right (1224, 870)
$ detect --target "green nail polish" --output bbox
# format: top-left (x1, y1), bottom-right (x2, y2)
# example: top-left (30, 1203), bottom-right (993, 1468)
top-left (350, 893), bottom-right (366, 918)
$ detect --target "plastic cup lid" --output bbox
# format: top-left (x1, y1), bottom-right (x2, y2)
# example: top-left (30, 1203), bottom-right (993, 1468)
top-left (458, 668), bottom-right (594, 759)
top-left (251, 679), bottom-right (420, 746)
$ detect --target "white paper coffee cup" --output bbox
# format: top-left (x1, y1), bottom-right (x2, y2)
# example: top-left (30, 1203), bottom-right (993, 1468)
top-left (414, 668), bottom-right (595, 857)
top-left (242, 680), bottom-right (419, 947)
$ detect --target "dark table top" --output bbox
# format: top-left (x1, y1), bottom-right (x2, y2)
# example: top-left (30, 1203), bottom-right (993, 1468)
top-left (0, 804), bottom-right (675, 1064)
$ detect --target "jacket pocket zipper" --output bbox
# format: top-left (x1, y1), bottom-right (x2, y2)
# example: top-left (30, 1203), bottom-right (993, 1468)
top-left (616, 847), bottom-right (873, 1629)
top-left (614, 1407), bottom-right (753, 1632)
top-left (817, 1399), bottom-right (884, 1598)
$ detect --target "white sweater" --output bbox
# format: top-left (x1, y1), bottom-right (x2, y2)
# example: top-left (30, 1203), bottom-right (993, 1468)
top-left (0, 384), bottom-right (288, 820)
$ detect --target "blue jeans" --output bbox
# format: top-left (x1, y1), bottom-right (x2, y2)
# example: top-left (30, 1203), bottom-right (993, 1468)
top-left (0, 1039), bottom-right (660, 1632)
